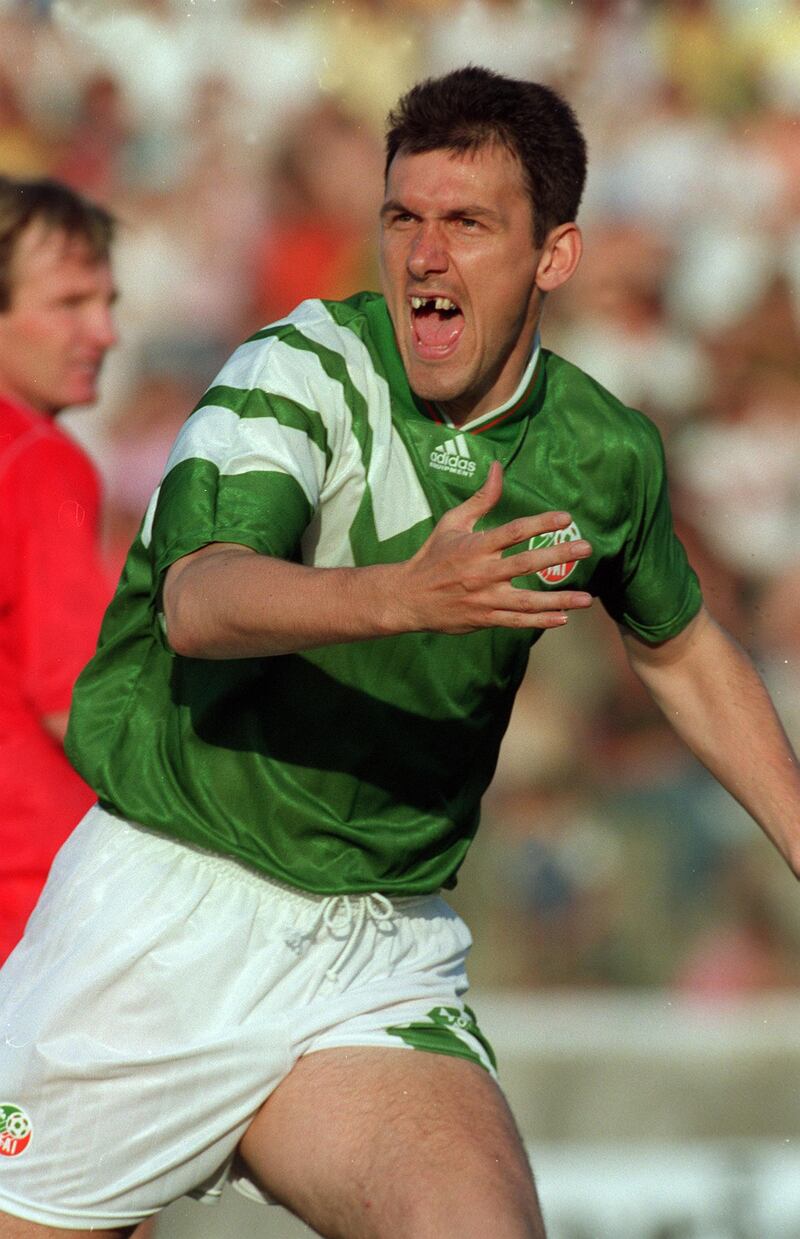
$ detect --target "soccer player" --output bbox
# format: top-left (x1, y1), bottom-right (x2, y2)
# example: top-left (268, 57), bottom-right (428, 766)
top-left (0, 177), bottom-right (116, 965)
top-left (1, 67), bottom-right (799, 1239)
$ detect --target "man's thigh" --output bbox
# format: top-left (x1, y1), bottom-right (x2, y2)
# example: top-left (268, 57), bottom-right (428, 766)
top-left (0, 1217), bottom-right (138, 1239)
top-left (0, 1213), bottom-right (153, 1238)
top-left (239, 1046), bottom-right (546, 1239)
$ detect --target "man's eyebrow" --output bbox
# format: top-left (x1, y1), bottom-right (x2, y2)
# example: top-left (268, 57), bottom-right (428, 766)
top-left (443, 205), bottom-right (500, 221)
top-left (380, 198), bottom-right (411, 218)
top-left (379, 200), bottom-right (501, 221)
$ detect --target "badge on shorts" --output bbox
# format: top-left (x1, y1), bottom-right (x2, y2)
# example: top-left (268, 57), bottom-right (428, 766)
top-left (0, 1103), bottom-right (32, 1157)
top-left (528, 520), bottom-right (583, 584)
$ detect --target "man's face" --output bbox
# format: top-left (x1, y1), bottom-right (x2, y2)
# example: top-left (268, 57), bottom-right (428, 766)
top-left (380, 143), bottom-right (544, 423)
top-left (0, 223), bottom-right (117, 416)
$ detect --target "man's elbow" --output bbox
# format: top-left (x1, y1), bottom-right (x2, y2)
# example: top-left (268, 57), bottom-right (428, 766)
top-left (162, 570), bottom-right (204, 658)
top-left (162, 543), bottom-right (257, 658)
top-left (163, 604), bottom-right (199, 658)
top-left (164, 619), bottom-right (197, 658)
top-left (162, 575), bottom-right (245, 660)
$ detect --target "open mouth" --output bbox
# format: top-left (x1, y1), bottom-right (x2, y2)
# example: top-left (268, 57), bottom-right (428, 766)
top-left (409, 295), bottom-right (465, 359)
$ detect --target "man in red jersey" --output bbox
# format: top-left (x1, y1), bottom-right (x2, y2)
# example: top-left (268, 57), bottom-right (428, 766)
top-left (0, 176), bottom-right (117, 963)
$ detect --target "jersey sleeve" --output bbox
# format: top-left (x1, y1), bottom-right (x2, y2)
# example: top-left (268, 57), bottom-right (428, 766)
top-left (11, 434), bottom-right (112, 716)
top-left (600, 419), bottom-right (702, 643)
top-left (147, 334), bottom-right (331, 583)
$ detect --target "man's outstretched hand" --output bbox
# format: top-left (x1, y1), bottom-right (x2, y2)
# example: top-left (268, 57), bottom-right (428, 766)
top-left (397, 461), bottom-right (593, 634)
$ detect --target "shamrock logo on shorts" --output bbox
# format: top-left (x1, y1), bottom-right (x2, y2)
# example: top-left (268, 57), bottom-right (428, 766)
top-left (0, 1103), bottom-right (33, 1157)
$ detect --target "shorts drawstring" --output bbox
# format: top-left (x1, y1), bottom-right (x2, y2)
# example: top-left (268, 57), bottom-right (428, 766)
top-left (284, 892), bottom-right (395, 983)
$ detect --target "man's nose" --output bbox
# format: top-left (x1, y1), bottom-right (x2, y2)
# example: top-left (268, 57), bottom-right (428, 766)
top-left (89, 303), bottom-right (118, 352)
top-left (407, 221), bottom-right (449, 279)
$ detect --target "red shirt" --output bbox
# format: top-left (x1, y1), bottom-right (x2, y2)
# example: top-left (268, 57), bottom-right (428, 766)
top-left (0, 397), bottom-right (111, 912)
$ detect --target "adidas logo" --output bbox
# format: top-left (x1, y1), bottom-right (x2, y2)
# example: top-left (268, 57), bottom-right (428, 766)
top-left (429, 434), bottom-right (477, 477)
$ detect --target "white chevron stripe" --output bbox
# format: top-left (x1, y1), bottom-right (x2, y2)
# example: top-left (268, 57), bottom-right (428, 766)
top-left (162, 405), bottom-right (326, 509)
top-left (292, 302), bottom-right (432, 543)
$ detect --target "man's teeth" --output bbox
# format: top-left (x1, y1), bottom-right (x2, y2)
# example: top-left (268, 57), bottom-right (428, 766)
top-left (410, 296), bottom-right (458, 311)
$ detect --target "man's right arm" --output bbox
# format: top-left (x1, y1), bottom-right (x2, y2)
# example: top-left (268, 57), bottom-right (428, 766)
top-left (163, 462), bottom-right (594, 659)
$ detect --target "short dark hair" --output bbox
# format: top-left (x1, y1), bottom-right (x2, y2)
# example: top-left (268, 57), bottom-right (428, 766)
top-left (385, 66), bottom-right (587, 247)
top-left (0, 176), bottom-right (115, 311)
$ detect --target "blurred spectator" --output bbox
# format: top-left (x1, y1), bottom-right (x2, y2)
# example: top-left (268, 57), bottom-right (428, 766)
top-left (97, 370), bottom-right (198, 576)
top-left (734, 0), bottom-right (800, 112)
top-left (425, 0), bottom-right (581, 87)
top-left (675, 851), bottom-right (800, 996)
top-left (652, 0), bottom-right (757, 117)
top-left (224, 0), bottom-right (325, 157)
top-left (0, 177), bottom-right (116, 963)
top-left (568, 0), bottom-right (663, 142)
top-left (552, 222), bottom-right (712, 424)
top-left (671, 368), bottom-right (800, 586)
top-left (252, 99), bottom-right (383, 324)
top-left (51, 71), bottom-right (132, 201)
top-left (309, 0), bottom-right (423, 135)
top-left (0, 65), bottom-right (49, 175)
top-left (57, 0), bottom-right (199, 136)
top-left (461, 780), bottom-right (626, 988)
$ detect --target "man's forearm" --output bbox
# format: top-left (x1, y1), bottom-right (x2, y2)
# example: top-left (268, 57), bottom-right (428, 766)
top-left (624, 608), bottom-right (800, 875)
top-left (164, 545), bottom-right (407, 658)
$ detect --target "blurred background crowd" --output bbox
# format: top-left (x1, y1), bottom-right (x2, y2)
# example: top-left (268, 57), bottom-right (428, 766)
top-left (5, 0), bottom-right (800, 995)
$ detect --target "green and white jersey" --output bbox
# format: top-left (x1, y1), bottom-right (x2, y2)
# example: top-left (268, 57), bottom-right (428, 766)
top-left (67, 291), bottom-right (701, 896)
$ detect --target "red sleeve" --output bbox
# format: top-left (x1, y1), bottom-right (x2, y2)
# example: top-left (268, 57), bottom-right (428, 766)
top-left (11, 431), bottom-right (113, 717)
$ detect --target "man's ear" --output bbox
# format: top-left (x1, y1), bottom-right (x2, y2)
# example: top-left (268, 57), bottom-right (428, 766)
top-left (535, 223), bottom-right (582, 293)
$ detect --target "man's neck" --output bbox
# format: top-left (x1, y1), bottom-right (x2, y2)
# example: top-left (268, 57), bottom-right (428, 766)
top-left (435, 334), bottom-right (541, 431)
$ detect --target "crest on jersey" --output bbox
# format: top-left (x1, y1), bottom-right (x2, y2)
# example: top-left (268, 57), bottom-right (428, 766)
top-left (528, 521), bottom-right (582, 584)
top-left (0, 1103), bottom-right (32, 1157)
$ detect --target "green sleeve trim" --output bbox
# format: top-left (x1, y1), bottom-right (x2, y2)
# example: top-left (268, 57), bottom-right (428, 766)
top-left (619, 576), bottom-right (703, 644)
top-left (151, 461), bottom-right (313, 583)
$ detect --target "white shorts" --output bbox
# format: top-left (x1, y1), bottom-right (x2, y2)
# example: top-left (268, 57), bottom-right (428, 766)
top-left (0, 805), bottom-right (494, 1231)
